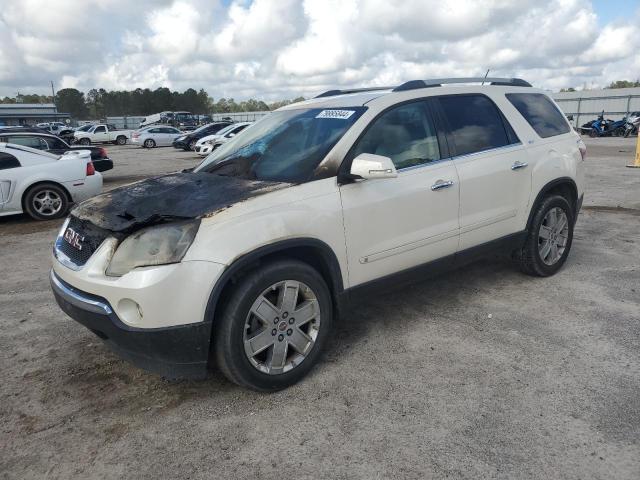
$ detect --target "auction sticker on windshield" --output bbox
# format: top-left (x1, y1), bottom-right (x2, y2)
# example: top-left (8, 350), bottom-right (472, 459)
top-left (315, 110), bottom-right (356, 120)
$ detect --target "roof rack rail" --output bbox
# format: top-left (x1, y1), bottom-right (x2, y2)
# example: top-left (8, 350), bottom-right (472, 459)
top-left (314, 86), bottom-right (394, 98)
top-left (392, 77), bottom-right (531, 92)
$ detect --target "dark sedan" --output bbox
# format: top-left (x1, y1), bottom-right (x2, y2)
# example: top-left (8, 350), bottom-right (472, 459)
top-left (172, 121), bottom-right (232, 151)
top-left (0, 131), bottom-right (113, 172)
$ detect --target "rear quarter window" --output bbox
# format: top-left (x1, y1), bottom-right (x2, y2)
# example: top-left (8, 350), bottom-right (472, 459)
top-left (506, 93), bottom-right (570, 138)
top-left (0, 152), bottom-right (21, 170)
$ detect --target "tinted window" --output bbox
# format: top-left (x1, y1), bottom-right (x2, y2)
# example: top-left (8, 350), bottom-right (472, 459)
top-left (45, 137), bottom-right (68, 149)
top-left (0, 152), bottom-right (21, 170)
top-left (94, 126), bottom-right (106, 133)
top-left (352, 101), bottom-right (440, 170)
top-left (149, 128), bottom-right (161, 133)
top-left (438, 94), bottom-right (513, 156)
top-left (506, 93), bottom-right (570, 138)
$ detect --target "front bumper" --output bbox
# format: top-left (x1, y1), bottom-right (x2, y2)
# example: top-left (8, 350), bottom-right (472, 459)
top-left (50, 270), bottom-right (211, 379)
top-left (195, 144), bottom-right (214, 156)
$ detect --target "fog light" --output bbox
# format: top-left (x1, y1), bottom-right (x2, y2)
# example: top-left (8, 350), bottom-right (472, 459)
top-left (117, 298), bottom-right (143, 326)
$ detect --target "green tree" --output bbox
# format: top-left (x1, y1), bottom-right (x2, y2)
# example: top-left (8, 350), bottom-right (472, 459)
top-left (55, 88), bottom-right (88, 118)
top-left (606, 80), bottom-right (640, 89)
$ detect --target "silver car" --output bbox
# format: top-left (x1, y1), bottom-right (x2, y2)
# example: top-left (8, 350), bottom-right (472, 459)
top-left (132, 126), bottom-right (183, 148)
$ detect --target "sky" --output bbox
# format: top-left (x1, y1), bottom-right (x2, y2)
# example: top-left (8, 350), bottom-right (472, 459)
top-left (0, 0), bottom-right (639, 101)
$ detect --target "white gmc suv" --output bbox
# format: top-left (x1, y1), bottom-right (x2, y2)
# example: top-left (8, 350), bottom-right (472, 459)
top-left (50, 78), bottom-right (585, 391)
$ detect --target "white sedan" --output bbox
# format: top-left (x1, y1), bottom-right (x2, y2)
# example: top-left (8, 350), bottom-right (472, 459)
top-left (130, 126), bottom-right (183, 148)
top-left (194, 122), bottom-right (252, 156)
top-left (0, 143), bottom-right (102, 220)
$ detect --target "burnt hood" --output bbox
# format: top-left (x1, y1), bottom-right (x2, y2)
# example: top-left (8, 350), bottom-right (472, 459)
top-left (72, 172), bottom-right (290, 232)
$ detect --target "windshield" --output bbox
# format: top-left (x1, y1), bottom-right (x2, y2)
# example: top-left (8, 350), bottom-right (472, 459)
top-left (195, 107), bottom-right (366, 182)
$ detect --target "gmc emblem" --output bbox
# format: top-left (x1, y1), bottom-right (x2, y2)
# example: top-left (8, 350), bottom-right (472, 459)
top-left (63, 227), bottom-right (84, 251)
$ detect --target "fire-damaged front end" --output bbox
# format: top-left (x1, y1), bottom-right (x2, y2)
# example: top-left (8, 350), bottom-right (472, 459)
top-left (50, 172), bottom-right (290, 378)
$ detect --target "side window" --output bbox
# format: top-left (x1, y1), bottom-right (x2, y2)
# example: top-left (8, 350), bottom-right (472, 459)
top-left (352, 101), bottom-right (440, 170)
top-left (7, 136), bottom-right (47, 150)
top-left (149, 128), bottom-right (161, 134)
top-left (0, 152), bottom-right (21, 170)
top-left (438, 94), bottom-right (513, 156)
top-left (45, 137), bottom-right (67, 149)
top-left (506, 93), bottom-right (570, 138)
top-left (94, 126), bottom-right (106, 133)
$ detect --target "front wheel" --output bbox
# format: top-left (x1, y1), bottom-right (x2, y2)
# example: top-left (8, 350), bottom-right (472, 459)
top-left (79, 138), bottom-right (91, 146)
top-left (144, 139), bottom-right (156, 148)
top-left (513, 195), bottom-right (574, 277)
top-left (214, 259), bottom-right (333, 391)
top-left (589, 128), bottom-right (598, 138)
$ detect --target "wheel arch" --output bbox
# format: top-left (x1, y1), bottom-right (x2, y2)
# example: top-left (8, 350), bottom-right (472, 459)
top-left (204, 238), bottom-right (345, 334)
top-left (526, 177), bottom-right (578, 231)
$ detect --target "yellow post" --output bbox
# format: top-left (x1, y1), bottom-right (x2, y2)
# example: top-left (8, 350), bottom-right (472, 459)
top-left (627, 132), bottom-right (640, 168)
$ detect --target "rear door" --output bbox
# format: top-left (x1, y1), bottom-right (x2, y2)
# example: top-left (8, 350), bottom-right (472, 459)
top-left (435, 93), bottom-right (532, 250)
top-left (339, 99), bottom-right (460, 287)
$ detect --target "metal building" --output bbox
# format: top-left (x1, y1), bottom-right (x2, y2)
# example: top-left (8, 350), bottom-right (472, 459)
top-left (0, 103), bottom-right (71, 126)
top-left (552, 87), bottom-right (640, 128)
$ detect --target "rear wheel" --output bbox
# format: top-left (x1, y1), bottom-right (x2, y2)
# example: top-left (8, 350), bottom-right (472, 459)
top-left (214, 259), bottom-right (332, 391)
top-left (144, 139), bottom-right (156, 148)
top-left (513, 195), bottom-right (574, 277)
top-left (23, 183), bottom-right (69, 220)
top-left (589, 128), bottom-right (597, 138)
top-left (116, 135), bottom-right (127, 145)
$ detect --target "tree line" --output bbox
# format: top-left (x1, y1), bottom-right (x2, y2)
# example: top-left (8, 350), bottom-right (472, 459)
top-left (0, 88), bottom-right (305, 119)
top-left (560, 79), bottom-right (640, 92)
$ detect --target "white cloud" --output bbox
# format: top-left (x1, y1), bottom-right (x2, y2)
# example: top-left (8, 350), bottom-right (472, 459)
top-left (0, 0), bottom-right (638, 100)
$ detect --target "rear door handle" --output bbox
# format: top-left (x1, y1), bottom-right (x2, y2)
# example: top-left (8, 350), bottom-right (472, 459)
top-left (511, 161), bottom-right (528, 170)
top-left (431, 179), bottom-right (454, 191)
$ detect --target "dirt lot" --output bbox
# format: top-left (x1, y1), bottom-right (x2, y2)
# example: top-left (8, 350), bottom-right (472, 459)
top-left (1, 139), bottom-right (639, 479)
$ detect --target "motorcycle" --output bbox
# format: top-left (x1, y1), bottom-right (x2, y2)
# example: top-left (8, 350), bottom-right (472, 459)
top-left (623, 111), bottom-right (639, 137)
top-left (580, 112), bottom-right (626, 137)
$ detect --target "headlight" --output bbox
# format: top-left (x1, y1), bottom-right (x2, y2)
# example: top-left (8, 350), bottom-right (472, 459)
top-left (176, 136), bottom-right (186, 141)
top-left (106, 221), bottom-right (199, 276)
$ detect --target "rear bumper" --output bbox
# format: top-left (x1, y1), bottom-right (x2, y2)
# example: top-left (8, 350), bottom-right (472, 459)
top-left (50, 270), bottom-right (211, 379)
top-left (93, 158), bottom-right (113, 172)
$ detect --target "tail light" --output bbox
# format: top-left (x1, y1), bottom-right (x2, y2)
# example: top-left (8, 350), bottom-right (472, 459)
top-left (98, 147), bottom-right (107, 157)
top-left (86, 162), bottom-right (96, 176)
top-left (132, 132), bottom-right (139, 139)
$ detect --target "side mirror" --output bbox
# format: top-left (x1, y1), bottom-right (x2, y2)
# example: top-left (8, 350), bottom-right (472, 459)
top-left (350, 153), bottom-right (397, 180)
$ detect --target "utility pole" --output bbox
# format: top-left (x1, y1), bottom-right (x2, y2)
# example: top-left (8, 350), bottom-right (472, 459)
top-left (51, 80), bottom-right (57, 121)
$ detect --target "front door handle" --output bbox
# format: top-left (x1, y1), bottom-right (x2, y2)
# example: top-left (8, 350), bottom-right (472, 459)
top-left (511, 161), bottom-right (528, 170)
top-left (431, 179), bottom-right (454, 191)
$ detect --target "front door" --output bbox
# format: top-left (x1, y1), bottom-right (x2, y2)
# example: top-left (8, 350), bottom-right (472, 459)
top-left (339, 100), bottom-right (460, 287)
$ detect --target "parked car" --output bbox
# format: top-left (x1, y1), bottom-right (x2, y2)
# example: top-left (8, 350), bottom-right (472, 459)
top-left (194, 122), bottom-right (252, 156)
top-left (0, 142), bottom-right (101, 220)
top-left (131, 126), bottom-right (183, 148)
top-left (50, 77), bottom-right (585, 391)
top-left (73, 124), bottom-right (131, 145)
top-left (0, 131), bottom-right (113, 172)
top-left (172, 121), bottom-right (232, 150)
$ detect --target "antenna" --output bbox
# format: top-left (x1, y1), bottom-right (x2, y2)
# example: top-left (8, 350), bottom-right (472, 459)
top-left (481, 69), bottom-right (490, 85)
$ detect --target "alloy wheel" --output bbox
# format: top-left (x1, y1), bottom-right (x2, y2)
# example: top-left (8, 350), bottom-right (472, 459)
top-left (538, 207), bottom-right (569, 265)
top-left (32, 190), bottom-right (63, 217)
top-left (243, 280), bottom-right (321, 375)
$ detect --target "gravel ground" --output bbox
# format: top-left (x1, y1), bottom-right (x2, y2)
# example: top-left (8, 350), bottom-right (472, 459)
top-left (0, 138), bottom-right (639, 479)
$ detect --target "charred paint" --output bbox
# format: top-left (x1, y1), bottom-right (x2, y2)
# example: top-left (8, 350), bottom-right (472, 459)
top-left (72, 172), bottom-right (291, 232)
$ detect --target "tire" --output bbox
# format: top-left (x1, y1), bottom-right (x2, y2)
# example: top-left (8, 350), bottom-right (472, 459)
top-left (116, 136), bottom-right (127, 145)
top-left (513, 195), bottom-right (574, 277)
top-left (144, 139), bottom-right (156, 148)
top-left (214, 259), bottom-right (333, 391)
top-left (588, 128), bottom-right (597, 138)
top-left (187, 139), bottom-right (196, 151)
top-left (79, 138), bottom-right (91, 146)
top-left (23, 182), bottom-right (70, 221)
